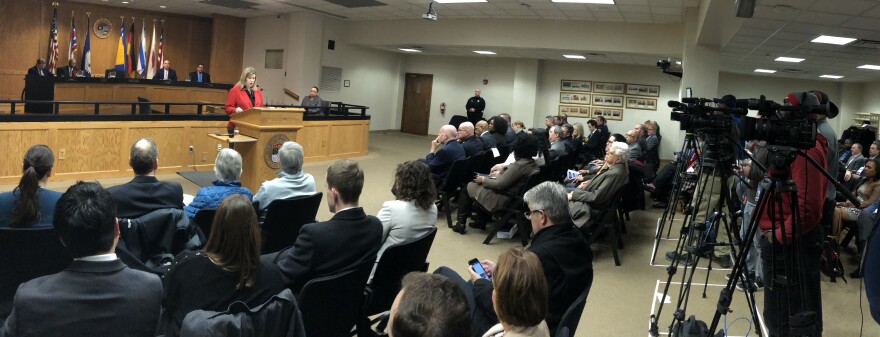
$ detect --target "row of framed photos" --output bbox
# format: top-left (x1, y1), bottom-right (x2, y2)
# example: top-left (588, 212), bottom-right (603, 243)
top-left (558, 105), bottom-right (623, 121)
top-left (559, 92), bottom-right (658, 110)
top-left (561, 80), bottom-right (660, 97)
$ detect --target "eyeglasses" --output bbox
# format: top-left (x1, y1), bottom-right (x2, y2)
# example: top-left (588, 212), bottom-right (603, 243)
top-left (524, 209), bottom-right (544, 218)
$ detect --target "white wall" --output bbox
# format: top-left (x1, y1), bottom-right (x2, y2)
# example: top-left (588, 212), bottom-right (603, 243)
top-left (242, 15), bottom-right (290, 104)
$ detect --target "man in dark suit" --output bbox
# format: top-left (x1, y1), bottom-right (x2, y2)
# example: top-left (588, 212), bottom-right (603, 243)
top-left (27, 58), bottom-right (48, 76)
top-left (465, 88), bottom-right (485, 125)
top-left (499, 113), bottom-right (516, 147)
top-left (0, 181), bottom-right (162, 337)
top-left (152, 59), bottom-right (178, 81)
top-left (456, 121), bottom-right (483, 157)
top-left (437, 181), bottom-right (592, 335)
top-left (107, 138), bottom-right (184, 218)
top-left (582, 120), bottom-right (604, 161)
top-left (274, 159), bottom-right (382, 293)
top-left (188, 64), bottom-right (211, 83)
top-left (426, 125), bottom-right (465, 180)
top-left (476, 120), bottom-right (496, 150)
top-left (55, 59), bottom-right (80, 78)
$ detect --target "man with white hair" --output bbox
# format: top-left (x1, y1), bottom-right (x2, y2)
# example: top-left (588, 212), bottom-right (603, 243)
top-left (253, 141), bottom-right (317, 222)
top-left (457, 122), bottom-right (483, 157)
top-left (183, 148), bottom-right (253, 218)
top-left (425, 125), bottom-right (465, 181)
top-left (568, 141), bottom-right (630, 227)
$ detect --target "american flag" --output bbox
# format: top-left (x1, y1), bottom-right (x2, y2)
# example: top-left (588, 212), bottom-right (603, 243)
top-left (68, 15), bottom-right (77, 62)
top-left (157, 23), bottom-right (164, 66)
top-left (47, 7), bottom-right (59, 74)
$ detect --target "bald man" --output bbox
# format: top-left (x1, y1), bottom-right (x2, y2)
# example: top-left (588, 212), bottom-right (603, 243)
top-left (466, 88), bottom-right (486, 124)
top-left (425, 125), bottom-right (466, 181)
top-left (107, 138), bottom-right (184, 218)
top-left (457, 122), bottom-right (483, 157)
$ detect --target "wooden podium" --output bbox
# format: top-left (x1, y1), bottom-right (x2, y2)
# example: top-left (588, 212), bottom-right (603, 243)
top-left (226, 107), bottom-right (305, 192)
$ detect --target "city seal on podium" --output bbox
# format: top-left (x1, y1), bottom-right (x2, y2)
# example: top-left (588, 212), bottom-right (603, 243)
top-left (264, 134), bottom-right (291, 169)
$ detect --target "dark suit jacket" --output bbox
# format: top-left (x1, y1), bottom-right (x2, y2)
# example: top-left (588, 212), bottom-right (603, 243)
top-left (27, 66), bottom-right (48, 77)
top-left (55, 66), bottom-right (81, 78)
top-left (153, 68), bottom-right (178, 81)
top-left (846, 153), bottom-right (866, 172)
top-left (460, 136), bottom-right (484, 157)
top-left (583, 130), bottom-right (603, 159)
top-left (107, 175), bottom-right (184, 219)
top-left (0, 259), bottom-right (162, 337)
top-left (426, 140), bottom-right (466, 179)
top-left (188, 71), bottom-right (211, 83)
top-left (480, 131), bottom-right (496, 150)
top-left (472, 222), bottom-right (592, 335)
top-left (275, 207), bottom-right (382, 293)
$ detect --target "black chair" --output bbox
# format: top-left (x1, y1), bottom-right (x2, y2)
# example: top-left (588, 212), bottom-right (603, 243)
top-left (482, 171), bottom-right (543, 246)
top-left (299, 261), bottom-right (374, 337)
top-left (448, 114), bottom-right (469, 127)
top-left (261, 192), bottom-right (323, 254)
top-left (437, 159), bottom-right (474, 228)
top-left (582, 186), bottom-right (627, 266)
top-left (554, 286), bottom-right (592, 337)
top-left (192, 208), bottom-right (217, 239)
top-left (364, 228), bottom-right (437, 316)
top-left (0, 228), bottom-right (71, 311)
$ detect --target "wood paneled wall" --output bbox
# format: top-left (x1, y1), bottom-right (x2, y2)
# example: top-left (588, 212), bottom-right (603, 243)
top-left (0, 0), bottom-right (244, 100)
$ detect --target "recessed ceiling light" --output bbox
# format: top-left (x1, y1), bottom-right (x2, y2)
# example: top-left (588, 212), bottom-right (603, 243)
top-left (551, 0), bottom-right (615, 3)
top-left (754, 69), bottom-right (777, 73)
top-left (434, 0), bottom-right (487, 3)
top-left (399, 48), bottom-right (421, 52)
top-left (160, 5), bottom-right (167, 8)
top-left (820, 75), bottom-right (844, 79)
top-left (121, 1), bottom-right (128, 3)
top-left (775, 57), bottom-right (804, 63)
top-left (811, 35), bottom-right (857, 45)
top-left (857, 64), bottom-right (880, 70)
top-left (473, 51), bottom-right (496, 55)
top-left (563, 55), bottom-right (586, 59)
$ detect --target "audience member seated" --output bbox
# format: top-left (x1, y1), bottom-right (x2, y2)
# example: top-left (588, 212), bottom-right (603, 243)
top-left (377, 161), bottom-right (438, 258)
top-left (832, 158), bottom-right (880, 244)
top-left (644, 120), bottom-right (661, 176)
top-left (843, 143), bottom-right (865, 174)
top-left (568, 142), bottom-right (630, 227)
top-left (252, 141), bottom-right (316, 223)
top-left (499, 113), bottom-right (517, 147)
top-left (560, 124), bottom-right (576, 155)
top-left (576, 133), bottom-right (625, 179)
top-left (273, 159), bottom-right (382, 293)
top-left (477, 248), bottom-right (550, 337)
top-left (451, 135), bottom-right (540, 234)
top-left (388, 273), bottom-right (471, 337)
top-left (490, 134), bottom-right (547, 173)
top-left (512, 120), bottom-right (527, 136)
top-left (571, 123), bottom-right (585, 154)
top-left (183, 149), bottom-right (253, 219)
top-left (581, 120), bottom-right (604, 161)
top-left (625, 130), bottom-right (645, 162)
top-left (839, 138), bottom-right (853, 164)
top-left (0, 182), bottom-right (162, 337)
top-left (477, 120), bottom-right (495, 149)
top-left (548, 126), bottom-right (566, 161)
top-left (488, 116), bottom-right (510, 148)
top-left (0, 145), bottom-right (62, 228)
top-left (425, 125), bottom-right (466, 181)
top-left (845, 140), bottom-right (880, 181)
top-left (437, 182), bottom-right (592, 335)
top-left (160, 194), bottom-right (286, 337)
top-left (457, 122), bottom-right (484, 157)
top-left (107, 138), bottom-right (184, 219)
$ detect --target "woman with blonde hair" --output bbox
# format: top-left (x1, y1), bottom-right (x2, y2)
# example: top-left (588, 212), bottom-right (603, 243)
top-left (477, 247), bottom-right (549, 337)
top-left (224, 67), bottom-right (264, 131)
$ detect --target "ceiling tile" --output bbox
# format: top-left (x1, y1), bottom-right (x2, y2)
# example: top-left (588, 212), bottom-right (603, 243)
top-left (651, 7), bottom-right (682, 16)
top-left (841, 17), bottom-right (880, 31)
top-left (808, 0), bottom-right (878, 16)
top-left (618, 5), bottom-right (650, 13)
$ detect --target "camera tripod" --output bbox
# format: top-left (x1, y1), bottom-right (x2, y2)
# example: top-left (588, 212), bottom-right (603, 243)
top-left (650, 131), bottom-right (698, 265)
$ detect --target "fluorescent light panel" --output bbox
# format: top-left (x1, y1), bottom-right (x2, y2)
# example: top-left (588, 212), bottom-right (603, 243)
top-left (473, 51), bottom-right (496, 55)
top-left (563, 55), bottom-right (586, 59)
top-left (551, 0), bottom-right (615, 3)
top-left (754, 69), bottom-right (776, 73)
top-left (811, 35), bottom-right (857, 45)
top-left (434, 0), bottom-right (487, 3)
top-left (820, 75), bottom-right (844, 79)
top-left (399, 48), bottom-right (421, 52)
top-left (858, 65), bottom-right (880, 70)
top-left (775, 56), bottom-right (804, 63)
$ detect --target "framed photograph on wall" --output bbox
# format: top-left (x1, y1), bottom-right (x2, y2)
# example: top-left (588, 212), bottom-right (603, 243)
top-left (592, 94), bottom-right (624, 108)
top-left (593, 82), bottom-right (625, 94)
top-left (625, 84), bottom-right (660, 97)
top-left (625, 96), bottom-right (658, 110)
top-left (558, 105), bottom-right (591, 118)
top-left (560, 80), bottom-right (592, 92)
top-left (559, 92), bottom-right (591, 105)
top-left (592, 107), bottom-right (623, 121)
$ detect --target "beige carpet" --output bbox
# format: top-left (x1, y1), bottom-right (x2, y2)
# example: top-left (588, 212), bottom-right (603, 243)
top-left (3, 131), bottom-right (877, 337)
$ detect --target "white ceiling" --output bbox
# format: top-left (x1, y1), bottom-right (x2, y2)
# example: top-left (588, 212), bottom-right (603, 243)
top-left (73, 0), bottom-right (880, 82)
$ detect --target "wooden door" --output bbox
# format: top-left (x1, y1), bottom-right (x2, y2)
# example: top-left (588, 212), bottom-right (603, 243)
top-left (401, 73), bottom-right (433, 135)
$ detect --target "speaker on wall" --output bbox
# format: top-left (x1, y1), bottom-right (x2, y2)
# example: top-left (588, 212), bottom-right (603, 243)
top-left (735, 0), bottom-right (756, 18)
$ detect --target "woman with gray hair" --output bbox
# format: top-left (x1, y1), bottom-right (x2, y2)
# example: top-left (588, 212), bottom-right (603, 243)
top-left (184, 148), bottom-right (254, 219)
top-left (568, 141), bottom-right (630, 227)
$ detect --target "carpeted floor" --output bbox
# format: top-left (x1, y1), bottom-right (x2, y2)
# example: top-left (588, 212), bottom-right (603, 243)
top-left (2, 130), bottom-right (877, 336)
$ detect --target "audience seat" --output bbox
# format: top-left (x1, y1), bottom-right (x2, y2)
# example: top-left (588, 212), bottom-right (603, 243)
top-left (118, 208), bottom-right (206, 273)
top-left (583, 187), bottom-right (627, 266)
top-left (554, 283), bottom-right (592, 337)
top-left (0, 227), bottom-right (71, 317)
top-left (482, 170), bottom-right (543, 246)
top-left (261, 192), bottom-right (323, 255)
top-left (179, 289), bottom-right (306, 337)
top-left (437, 158), bottom-right (474, 228)
top-left (192, 208), bottom-right (217, 239)
top-left (299, 260), bottom-right (374, 337)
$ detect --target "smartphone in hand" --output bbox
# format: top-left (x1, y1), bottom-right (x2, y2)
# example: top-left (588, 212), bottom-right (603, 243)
top-left (469, 258), bottom-right (491, 280)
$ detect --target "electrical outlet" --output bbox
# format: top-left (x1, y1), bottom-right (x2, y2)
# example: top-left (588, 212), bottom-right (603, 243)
top-left (202, 152), bottom-right (207, 162)
top-left (188, 145), bottom-right (193, 153)
top-left (58, 149), bottom-right (66, 160)
top-left (217, 144), bottom-right (222, 152)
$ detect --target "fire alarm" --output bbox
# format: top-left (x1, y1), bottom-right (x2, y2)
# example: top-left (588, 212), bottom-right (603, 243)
top-left (483, 79), bottom-right (488, 85)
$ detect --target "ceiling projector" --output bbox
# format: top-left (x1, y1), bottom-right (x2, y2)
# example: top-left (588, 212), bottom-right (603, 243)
top-left (423, 2), bottom-right (437, 21)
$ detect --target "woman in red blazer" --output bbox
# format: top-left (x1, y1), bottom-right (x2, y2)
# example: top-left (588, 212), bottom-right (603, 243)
top-left (224, 67), bottom-right (263, 130)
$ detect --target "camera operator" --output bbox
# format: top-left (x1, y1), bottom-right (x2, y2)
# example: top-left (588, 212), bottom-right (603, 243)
top-left (755, 92), bottom-right (828, 337)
